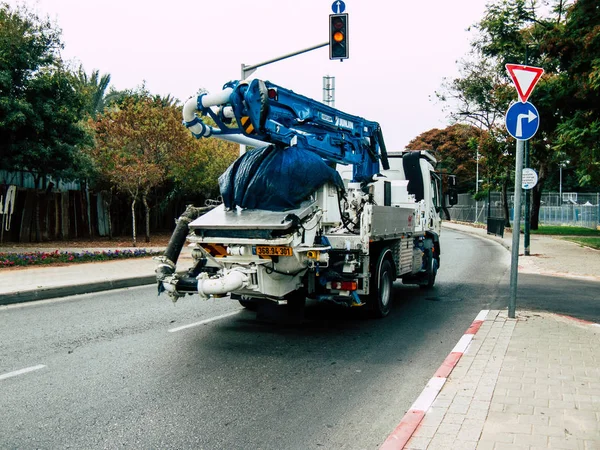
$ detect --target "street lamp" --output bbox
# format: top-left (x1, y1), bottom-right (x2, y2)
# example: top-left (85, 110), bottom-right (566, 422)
top-left (475, 148), bottom-right (479, 222)
top-left (559, 159), bottom-right (569, 204)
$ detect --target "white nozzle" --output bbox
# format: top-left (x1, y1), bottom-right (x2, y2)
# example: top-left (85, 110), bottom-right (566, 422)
top-left (197, 270), bottom-right (249, 298)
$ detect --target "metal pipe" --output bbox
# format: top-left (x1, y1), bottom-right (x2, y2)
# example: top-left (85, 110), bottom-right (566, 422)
top-left (199, 88), bottom-right (234, 108)
top-left (182, 96), bottom-right (268, 148)
top-left (197, 270), bottom-right (249, 298)
top-left (241, 42), bottom-right (329, 80)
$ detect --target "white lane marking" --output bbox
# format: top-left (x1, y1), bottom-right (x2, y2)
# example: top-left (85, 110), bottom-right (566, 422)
top-left (0, 364), bottom-right (46, 381)
top-left (410, 376), bottom-right (447, 411)
top-left (168, 310), bottom-right (242, 333)
top-left (475, 310), bottom-right (489, 321)
top-left (452, 334), bottom-right (474, 354)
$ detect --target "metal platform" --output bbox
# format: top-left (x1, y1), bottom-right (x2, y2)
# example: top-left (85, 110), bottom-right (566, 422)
top-left (189, 201), bottom-right (317, 231)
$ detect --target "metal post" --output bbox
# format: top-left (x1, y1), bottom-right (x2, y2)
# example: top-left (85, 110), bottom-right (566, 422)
top-left (559, 165), bottom-right (563, 203)
top-left (523, 47), bottom-right (531, 256)
top-left (509, 139), bottom-right (525, 319)
top-left (323, 75), bottom-right (335, 107)
top-left (241, 42), bottom-right (328, 79)
top-left (524, 140), bottom-right (530, 255)
top-left (475, 148), bottom-right (479, 223)
top-left (487, 188), bottom-right (491, 220)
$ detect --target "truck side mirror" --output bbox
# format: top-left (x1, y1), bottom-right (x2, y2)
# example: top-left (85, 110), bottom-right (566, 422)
top-left (447, 189), bottom-right (458, 206)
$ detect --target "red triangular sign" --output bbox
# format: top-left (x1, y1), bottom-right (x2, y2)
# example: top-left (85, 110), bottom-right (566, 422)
top-left (506, 64), bottom-right (544, 103)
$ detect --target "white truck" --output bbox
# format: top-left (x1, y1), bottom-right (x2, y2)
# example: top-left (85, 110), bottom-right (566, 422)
top-left (156, 79), bottom-right (457, 318)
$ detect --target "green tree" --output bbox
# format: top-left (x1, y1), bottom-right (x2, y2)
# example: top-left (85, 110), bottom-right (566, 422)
top-left (544, 0), bottom-right (600, 186)
top-left (438, 0), bottom-right (574, 228)
top-left (90, 94), bottom-right (203, 244)
top-left (437, 59), bottom-right (516, 225)
top-left (1, 3), bottom-right (89, 176)
top-left (169, 130), bottom-right (238, 201)
top-left (407, 124), bottom-right (484, 193)
top-left (72, 65), bottom-right (111, 118)
top-left (0, 3), bottom-right (92, 240)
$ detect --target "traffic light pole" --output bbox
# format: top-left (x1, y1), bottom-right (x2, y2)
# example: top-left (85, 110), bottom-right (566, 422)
top-left (241, 42), bottom-right (329, 80)
top-left (238, 41), bottom-right (329, 156)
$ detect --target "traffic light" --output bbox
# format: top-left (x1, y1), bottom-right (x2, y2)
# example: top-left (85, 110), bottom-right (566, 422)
top-left (329, 13), bottom-right (349, 60)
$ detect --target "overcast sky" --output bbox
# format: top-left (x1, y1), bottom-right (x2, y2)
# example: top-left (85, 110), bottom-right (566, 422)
top-left (12, 0), bottom-right (487, 149)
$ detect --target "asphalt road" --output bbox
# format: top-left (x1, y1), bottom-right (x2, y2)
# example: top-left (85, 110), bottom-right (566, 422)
top-left (3, 229), bottom-right (591, 449)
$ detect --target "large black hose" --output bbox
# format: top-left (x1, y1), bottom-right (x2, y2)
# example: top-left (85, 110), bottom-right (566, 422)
top-left (156, 205), bottom-right (212, 286)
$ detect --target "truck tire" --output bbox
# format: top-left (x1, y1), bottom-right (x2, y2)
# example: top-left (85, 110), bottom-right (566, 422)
top-left (238, 296), bottom-right (258, 311)
top-left (370, 250), bottom-right (394, 318)
top-left (420, 248), bottom-right (438, 289)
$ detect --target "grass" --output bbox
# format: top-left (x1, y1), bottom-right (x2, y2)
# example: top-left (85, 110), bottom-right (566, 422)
top-left (561, 237), bottom-right (600, 250)
top-left (525, 225), bottom-right (600, 236)
top-left (0, 248), bottom-right (163, 268)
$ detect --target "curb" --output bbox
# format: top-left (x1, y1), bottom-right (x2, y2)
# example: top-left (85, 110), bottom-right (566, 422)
top-left (380, 310), bottom-right (490, 450)
top-left (442, 222), bottom-right (511, 251)
top-left (0, 275), bottom-right (156, 306)
top-left (555, 313), bottom-right (600, 328)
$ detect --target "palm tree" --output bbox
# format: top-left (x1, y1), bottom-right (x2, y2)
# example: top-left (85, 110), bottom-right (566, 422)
top-left (73, 65), bottom-right (111, 118)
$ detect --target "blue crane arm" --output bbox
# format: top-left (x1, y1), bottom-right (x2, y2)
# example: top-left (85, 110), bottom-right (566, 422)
top-left (186, 79), bottom-right (389, 182)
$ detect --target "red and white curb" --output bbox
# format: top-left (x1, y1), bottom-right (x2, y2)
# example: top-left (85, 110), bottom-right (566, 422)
top-left (380, 310), bottom-right (489, 450)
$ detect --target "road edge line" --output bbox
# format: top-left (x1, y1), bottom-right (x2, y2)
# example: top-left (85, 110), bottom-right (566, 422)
top-left (379, 309), bottom-right (490, 450)
top-left (0, 364), bottom-right (46, 381)
top-left (168, 310), bottom-right (242, 332)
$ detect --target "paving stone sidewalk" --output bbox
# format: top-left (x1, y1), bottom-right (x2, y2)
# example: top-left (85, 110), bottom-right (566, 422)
top-left (405, 310), bottom-right (600, 450)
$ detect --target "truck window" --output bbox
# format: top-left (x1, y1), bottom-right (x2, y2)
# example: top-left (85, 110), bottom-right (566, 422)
top-left (430, 174), bottom-right (439, 209)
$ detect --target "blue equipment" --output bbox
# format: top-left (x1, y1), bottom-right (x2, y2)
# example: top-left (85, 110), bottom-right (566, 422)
top-left (183, 79), bottom-right (389, 184)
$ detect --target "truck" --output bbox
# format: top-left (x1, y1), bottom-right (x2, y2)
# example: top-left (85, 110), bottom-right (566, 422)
top-left (155, 78), bottom-right (457, 318)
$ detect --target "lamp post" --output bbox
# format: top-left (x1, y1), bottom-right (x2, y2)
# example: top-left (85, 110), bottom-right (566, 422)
top-left (475, 148), bottom-right (480, 222)
top-left (559, 164), bottom-right (563, 203)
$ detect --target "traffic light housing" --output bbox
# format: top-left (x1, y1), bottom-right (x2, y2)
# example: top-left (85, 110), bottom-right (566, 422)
top-left (329, 14), bottom-right (349, 60)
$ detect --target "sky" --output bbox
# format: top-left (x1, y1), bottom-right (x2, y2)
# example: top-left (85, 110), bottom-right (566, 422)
top-left (11, 0), bottom-right (487, 150)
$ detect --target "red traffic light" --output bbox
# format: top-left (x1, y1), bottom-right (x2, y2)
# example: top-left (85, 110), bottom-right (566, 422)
top-left (329, 14), bottom-right (349, 60)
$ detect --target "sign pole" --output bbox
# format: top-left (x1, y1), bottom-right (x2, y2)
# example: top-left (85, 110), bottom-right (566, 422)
top-left (509, 139), bottom-right (525, 318)
top-left (524, 140), bottom-right (531, 255)
top-left (523, 51), bottom-right (531, 256)
top-left (505, 62), bottom-right (544, 319)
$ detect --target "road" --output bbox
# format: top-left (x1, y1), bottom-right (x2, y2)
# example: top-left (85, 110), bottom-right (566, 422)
top-left (1, 229), bottom-right (595, 449)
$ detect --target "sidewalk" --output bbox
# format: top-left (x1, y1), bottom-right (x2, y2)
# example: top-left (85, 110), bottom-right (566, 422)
top-left (385, 310), bottom-right (600, 450)
top-left (443, 221), bottom-right (600, 282)
top-left (380, 223), bottom-right (600, 449)
top-left (0, 245), bottom-right (194, 305)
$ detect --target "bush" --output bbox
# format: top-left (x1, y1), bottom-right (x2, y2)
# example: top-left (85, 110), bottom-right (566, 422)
top-left (0, 249), bottom-right (162, 268)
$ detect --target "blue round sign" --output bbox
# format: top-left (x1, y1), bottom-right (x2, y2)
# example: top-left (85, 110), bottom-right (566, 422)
top-left (505, 101), bottom-right (540, 140)
top-left (332, 0), bottom-right (346, 13)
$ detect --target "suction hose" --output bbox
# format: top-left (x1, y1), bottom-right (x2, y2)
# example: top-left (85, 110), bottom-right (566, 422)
top-left (156, 205), bottom-right (210, 290)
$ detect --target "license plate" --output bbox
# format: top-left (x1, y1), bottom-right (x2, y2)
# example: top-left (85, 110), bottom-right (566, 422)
top-left (255, 246), bottom-right (293, 257)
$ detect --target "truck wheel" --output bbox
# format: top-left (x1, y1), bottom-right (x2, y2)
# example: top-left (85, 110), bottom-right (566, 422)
top-left (238, 296), bottom-right (258, 311)
top-left (370, 251), bottom-right (394, 318)
top-left (420, 249), bottom-right (438, 289)
top-left (286, 290), bottom-right (306, 313)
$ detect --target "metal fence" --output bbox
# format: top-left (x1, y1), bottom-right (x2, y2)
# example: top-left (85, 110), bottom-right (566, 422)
top-left (449, 192), bottom-right (600, 229)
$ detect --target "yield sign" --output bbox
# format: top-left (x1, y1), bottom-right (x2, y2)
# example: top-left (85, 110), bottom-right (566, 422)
top-left (506, 64), bottom-right (544, 103)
